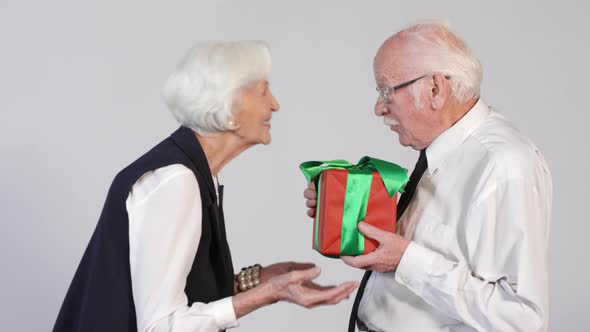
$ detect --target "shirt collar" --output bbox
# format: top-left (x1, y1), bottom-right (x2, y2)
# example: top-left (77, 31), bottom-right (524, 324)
top-left (425, 98), bottom-right (490, 174)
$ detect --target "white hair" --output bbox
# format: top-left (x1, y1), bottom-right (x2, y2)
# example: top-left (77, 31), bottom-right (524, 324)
top-left (162, 40), bottom-right (271, 135)
top-left (396, 21), bottom-right (482, 104)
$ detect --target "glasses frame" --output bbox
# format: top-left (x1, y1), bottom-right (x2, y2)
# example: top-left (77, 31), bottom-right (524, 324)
top-left (377, 74), bottom-right (450, 104)
top-left (377, 75), bottom-right (426, 104)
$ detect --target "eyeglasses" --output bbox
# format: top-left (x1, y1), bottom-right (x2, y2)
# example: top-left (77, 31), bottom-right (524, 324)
top-left (376, 74), bottom-right (451, 104)
top-left (376, 75), bottom-right (427, 104)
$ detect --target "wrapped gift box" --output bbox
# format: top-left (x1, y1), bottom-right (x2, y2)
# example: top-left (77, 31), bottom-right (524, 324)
top-left (300, 157), bottom-right (408, 257)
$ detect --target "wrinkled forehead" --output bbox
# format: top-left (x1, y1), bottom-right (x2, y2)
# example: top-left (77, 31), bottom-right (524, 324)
top-left (373, 48), bottom-right (408, 84)
top-left (372, 37), bottom-right (411, 85)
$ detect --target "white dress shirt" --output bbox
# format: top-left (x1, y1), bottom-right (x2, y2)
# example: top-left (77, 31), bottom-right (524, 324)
top-left (358, 99), bottom-right (553, 332)
top-left (126, 164), bottom-right (239, 332)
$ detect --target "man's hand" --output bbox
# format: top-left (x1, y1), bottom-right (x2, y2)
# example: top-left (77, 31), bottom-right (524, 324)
top-left (303, 182), bottom-right (317, 218)
top-left (341, 222), bottom-right (410, 273)
top-left (304, 183), bottom-right (410, 272)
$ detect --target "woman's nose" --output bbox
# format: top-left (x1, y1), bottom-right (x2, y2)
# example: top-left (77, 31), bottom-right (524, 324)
top-left (271, 93), bottom-right (280, 112)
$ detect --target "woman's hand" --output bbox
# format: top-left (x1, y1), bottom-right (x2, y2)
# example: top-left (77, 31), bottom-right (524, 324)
top-left (264, 265), bottom-right (358, 307)
top-left (259, 261), bottom-right (315, 283)
top-left (232, 263), bottom-right (358, 318)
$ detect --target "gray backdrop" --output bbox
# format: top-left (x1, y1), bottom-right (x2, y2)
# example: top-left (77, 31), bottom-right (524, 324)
top-left (1, 0), bottom-right (588, 331)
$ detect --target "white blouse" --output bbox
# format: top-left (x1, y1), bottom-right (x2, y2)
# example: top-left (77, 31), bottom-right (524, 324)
top-left (126, 164), bottom-right (238, 332)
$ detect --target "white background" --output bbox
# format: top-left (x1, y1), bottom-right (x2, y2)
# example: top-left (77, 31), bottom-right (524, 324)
top-left (1, 0), bottom-right (588, 331)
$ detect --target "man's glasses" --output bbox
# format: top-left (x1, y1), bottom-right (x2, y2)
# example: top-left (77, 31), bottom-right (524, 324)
top-left (377, 75), bottom-right (426, 104)
top-left (377, 74), bottom-right (450, 104)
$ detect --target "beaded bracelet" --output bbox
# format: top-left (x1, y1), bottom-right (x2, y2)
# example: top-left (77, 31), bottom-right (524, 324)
top-left (237, 264), bottom-right (262, 292)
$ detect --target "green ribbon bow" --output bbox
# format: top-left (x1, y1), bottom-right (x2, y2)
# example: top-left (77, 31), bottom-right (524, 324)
top-left (299, 156), bottom-right (409, 257)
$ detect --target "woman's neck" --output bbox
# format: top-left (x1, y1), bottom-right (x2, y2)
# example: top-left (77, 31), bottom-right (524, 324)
top-left (194, 131), bottom-right (253, 176)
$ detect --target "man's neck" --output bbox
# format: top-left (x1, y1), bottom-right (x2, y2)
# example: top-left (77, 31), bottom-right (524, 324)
top-left (416, 98), bottom-right (479, 151)
top-left (445, 97), bottom-right (479, 129)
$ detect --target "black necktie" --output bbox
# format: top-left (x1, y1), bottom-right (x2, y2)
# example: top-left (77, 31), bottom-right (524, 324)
top-left (347, 150), bottom-right (428, 332)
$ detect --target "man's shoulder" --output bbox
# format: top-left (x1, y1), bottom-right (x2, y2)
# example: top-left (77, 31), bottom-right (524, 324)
top-left (468, 110), bottom-right (548, 181)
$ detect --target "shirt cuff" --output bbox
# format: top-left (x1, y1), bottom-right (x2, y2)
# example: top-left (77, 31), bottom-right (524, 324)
top-left (394, 242), bottom-right (438, 295)
top-left (208, 297), bottom-right (239, 330)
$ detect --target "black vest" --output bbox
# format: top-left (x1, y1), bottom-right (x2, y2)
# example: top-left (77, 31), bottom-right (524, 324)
top-left (53, 126), bottom-right (235, 332)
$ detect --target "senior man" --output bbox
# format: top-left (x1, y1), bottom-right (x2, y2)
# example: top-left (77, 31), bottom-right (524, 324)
top-left (304, 22), bottom-right (552, 332)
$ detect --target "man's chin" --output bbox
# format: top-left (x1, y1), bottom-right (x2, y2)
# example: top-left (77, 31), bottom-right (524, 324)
top-left (398, 137), bottom-right (422, 150)
top-left (398, 135), bottom-right (410, 147)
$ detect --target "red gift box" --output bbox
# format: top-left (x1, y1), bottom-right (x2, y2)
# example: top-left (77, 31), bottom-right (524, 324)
top-left (314, 169), bottom-right (398, 256)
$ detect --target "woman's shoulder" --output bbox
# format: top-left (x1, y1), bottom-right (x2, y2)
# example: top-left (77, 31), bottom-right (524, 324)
top-left (127, 164), bottom-right (198, 208)
top-left (135, 164), bottom-right (194, 191)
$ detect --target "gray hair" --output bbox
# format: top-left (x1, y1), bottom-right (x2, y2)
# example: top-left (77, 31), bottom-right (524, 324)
top-left (396, 21), bottom-right (482, 104)
top-left (162, 40), bottom-right (271, 135)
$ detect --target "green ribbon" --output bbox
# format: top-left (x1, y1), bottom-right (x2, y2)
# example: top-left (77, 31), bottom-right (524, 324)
top-left (300, 156), bottom-right (409, 256)
top-left (313, 174), bottom-right (323, 252)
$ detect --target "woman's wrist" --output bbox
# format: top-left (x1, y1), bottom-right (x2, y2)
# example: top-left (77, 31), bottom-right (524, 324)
top-left (231, 282), bottom-right (274, 319)
top-left (233, 264), bottom-right (264, 295)
top-left (236, 264), bottom-right (262, 292)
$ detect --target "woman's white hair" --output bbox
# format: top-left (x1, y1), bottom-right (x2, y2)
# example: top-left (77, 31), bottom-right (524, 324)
top-left (397, 21), bottom-right (482, 104)
top-left (162, 40), bottom-right (271, 135)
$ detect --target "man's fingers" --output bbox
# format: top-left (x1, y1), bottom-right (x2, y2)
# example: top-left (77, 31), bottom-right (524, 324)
top-left (303, 187), bottom-right (317, 200)
top-left (305, 199), bottom-right (317, 208)
top-left (357, 222), bottom-right (388, 242)
top-left (304, 182), bottom-right (317, 219)
top-left (341, 252), bottom-right (379, 269)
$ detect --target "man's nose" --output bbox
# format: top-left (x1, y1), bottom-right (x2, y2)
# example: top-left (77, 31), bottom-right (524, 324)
top-left (374, 98), bottom-right (388, 116)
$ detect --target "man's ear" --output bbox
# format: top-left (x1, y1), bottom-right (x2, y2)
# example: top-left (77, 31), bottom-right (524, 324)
top-left (430, 73), bottom-right (450, 110)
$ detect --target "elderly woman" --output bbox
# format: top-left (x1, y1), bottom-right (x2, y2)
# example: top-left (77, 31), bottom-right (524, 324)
top-left (53, 41), bottom-right (358, 332)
